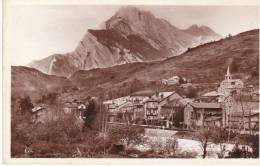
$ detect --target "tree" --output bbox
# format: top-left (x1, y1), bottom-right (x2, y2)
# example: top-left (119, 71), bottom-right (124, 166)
top-left (107, 124), bottom-right (145, 149)
top-left (82, 98), bottom-right (97, 130)
top-left (235, 88), bottom-right (254, 134)
top-left (212, 127), bottom-right (229, 158)
top-left (197, 128), bottom-right (213, 158)
top-left (227, 143), bottom-right (244, 158)
top-left (250, 134), bottom-right (259, 158)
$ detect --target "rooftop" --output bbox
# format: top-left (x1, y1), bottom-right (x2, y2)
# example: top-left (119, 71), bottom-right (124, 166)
top-left (202, 91), bottom-right (222, 97)
top-left (130, 90), bottom-right (155, 97)
top-left (231, 111), bottom-right (259, 117)
top-left (32, 106), bottom-right (45, 113)
top-left (190, 102), bottom-right (221, 109)
top-left (162, 98), bottom-right (189, 108)
top-left (103, 96), bottom-right (130, 105)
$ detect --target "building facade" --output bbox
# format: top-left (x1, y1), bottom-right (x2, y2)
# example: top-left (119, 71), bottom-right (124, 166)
top-left (217, 66), bottom-right (244, 102)
top-left (184, 102), bottom-right (222, 130)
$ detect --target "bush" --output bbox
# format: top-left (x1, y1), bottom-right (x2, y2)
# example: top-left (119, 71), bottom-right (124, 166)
top-left (227, 144), bottom-right (244, 158)
top-left (165, 136), bottom-right (178, 155)
top-left (107, 124), bottom-right (146, 148)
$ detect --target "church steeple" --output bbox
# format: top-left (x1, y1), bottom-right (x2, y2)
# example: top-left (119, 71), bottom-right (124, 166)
top-left (225, 66), bottom-right (232, 80)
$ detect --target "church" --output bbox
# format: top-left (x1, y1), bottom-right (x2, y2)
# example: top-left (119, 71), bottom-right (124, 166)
top-left (217, 66), bottom-right (244, 102)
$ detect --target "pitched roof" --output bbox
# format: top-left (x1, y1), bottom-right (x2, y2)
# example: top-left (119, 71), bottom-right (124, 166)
top-left (190, 102), bottom-right (221, 109)
top-left (231, 111), bottom-right (259, 117)
top-left (202, 91), bottom-right (221, 97)
top-left (234, 102), bottom-right (259, 112)
top-left (162, 99), bottom-right (188, 108)
top-left (130, 90), bottom-right (155, 97)
top-left (103, 96), bottom-right (130, 105)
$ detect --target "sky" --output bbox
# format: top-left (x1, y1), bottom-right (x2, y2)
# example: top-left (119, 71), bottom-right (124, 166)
top-left (8, 5), bottom-right (259, 66)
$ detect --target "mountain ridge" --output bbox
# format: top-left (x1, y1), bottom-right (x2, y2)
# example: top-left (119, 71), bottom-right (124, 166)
top-left (13, 29), bottom-right (259, 100)
top-left (69, 29), bottom-right (259, 97)
top-left (28, 6), bottom-right (221, 77)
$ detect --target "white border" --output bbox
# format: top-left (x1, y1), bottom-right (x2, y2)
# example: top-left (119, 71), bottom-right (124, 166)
top-left (2, 0), bottom-right (260, 165)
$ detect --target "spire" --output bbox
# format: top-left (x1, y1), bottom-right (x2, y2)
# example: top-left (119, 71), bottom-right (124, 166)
top-left (225, 65), bottom-right (232, 80)
top-left (226, 66), bottom-right (231, 76)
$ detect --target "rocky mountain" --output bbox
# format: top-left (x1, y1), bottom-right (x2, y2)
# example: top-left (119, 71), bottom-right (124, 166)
top-left (28, 6), bottom-right (221, 77)
top-left (184, 24), bottom-right (219, 37)
top-left (69, 29), bottom-right (259, 97)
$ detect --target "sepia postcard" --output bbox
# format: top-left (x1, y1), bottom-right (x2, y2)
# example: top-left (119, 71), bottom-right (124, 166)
top-left (2, 0), bottom-right (260, 165)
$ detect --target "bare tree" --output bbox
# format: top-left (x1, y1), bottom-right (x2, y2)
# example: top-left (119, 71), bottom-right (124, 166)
top-left (212, 127), bottom-right (229, 158)
top-left (108, 124), bottom-right (145, 149)
top-left (235, 87), bottom-right (254, 134)
top-left (197, 128), bottom-right (213, 158)
top-left (165, 135), bottom-right (179, 156)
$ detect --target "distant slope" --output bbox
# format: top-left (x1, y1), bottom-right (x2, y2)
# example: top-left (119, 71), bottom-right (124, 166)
top-left (11, 66), bottom-right (73, 100)
top-left (69, 29), bottom-right (259, 97)
top-left (28, 6), bottom-right (220, 77)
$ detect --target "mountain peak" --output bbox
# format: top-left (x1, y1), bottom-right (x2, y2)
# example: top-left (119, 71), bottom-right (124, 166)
top-left (105, 6), bottom-right (157, 35)
top-left (185, 24), bottom-right (220, 37)
top-left (113, 6), bottom-right (154, 21)
top-left (29, 6), bottom-right (222, 77)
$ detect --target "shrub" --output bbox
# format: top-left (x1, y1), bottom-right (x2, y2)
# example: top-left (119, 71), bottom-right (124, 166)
top-left (165, 136), bottom-right (178, 155)
top-left (107, 124), bottom-right (146, 148)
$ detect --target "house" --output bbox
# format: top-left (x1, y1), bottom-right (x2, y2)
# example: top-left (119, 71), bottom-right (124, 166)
top-left (144, 98), bottom-right (159, 125)
top-left (130, 90), bottom-right (154, 103)
top-left (184, 102), bottom-right (222, 130)
top-left (229, 112), bottom-right (259, 135)
top-left (222, 96), bottom-right (259, 134)
top-left (105, 91), bottom-right (183, 126)
top-left (130, 90), bottom-right (154, 123)
top-left (78, 103), bottom-right (87, 110)
top-left (77, 103), bottom-right (88, 118)
top-left (144, 91), bottom-right (183, 125)
top-left (31, 106), bottom-right (47, 123)
top-left (152, 91), bottom-right (183, 116)
top-left (161, 98), bottom-right (189, 128)
top-left (63, 101), bottom-right (78, 114)
top-left (103, 96), bottom-right (130, 112)
top-left (162, 76), bottom-right (180, 85)
top-left (107, 101), bottom-right (134, 123)
top-left (118, 102), bottom-right (135, 123)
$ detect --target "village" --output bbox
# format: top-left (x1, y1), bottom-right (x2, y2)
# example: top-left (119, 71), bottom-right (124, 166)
top-left (29, 66), bottom-right (260, 135)
top-left (101, 66), bottom-right (259, 135)
top-left (18, 66), bottom-right (259, 158)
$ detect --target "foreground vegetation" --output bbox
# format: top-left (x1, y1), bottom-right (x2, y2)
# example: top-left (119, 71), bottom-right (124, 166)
top-left (11, 95), bottom-right (259, 158)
